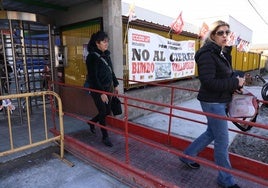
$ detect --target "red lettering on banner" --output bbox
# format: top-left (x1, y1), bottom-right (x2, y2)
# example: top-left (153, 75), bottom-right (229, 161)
top-left (132, 62), bottom-right (155, 74)
top-left (172, 61), bottom-right (194, 71)
top-left (132, 34), bottom-right (150, 43)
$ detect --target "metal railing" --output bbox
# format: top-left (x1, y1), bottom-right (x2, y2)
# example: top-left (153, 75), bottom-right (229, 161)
top-left (0, 91), bottom-right (64, 159)
top-left (52, 80), bottom-right (268, 187)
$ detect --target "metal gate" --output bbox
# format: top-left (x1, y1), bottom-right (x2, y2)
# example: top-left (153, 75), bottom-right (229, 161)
top-left (0, 91), bottom-right (64, 160)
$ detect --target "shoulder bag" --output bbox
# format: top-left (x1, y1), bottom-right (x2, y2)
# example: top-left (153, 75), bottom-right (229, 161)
top-left (227, 89), bottom-right (259, 131)
top-left (111, 96), bottom-right (122, 116)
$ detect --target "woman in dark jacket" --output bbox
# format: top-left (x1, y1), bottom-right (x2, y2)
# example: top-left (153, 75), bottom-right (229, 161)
top-left (86, 31), bottom-right (119, 147)
top-left (179, 20), bottom-right (244, 188)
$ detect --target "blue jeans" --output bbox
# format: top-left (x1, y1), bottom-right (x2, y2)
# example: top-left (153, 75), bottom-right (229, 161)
top-left (181, 101), bottom-right (235, 187)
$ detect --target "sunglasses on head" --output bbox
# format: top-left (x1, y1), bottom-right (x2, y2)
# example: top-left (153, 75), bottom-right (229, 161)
top-left (215, 30), bottom-right (231, 36)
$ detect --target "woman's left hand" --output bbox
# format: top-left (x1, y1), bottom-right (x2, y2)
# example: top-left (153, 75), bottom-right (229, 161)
top-left (114, 86), bottom-right (119, 94)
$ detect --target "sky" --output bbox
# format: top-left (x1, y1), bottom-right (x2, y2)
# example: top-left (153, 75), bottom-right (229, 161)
top-left (122, 0), bottom-right (268, 45)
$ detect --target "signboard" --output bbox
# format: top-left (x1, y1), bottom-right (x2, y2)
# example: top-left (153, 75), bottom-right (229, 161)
top-left (128, 28), bottom-right (195, 83)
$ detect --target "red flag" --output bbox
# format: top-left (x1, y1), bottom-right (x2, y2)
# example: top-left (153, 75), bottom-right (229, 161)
top-left (199, 22), bottom-right (209, 39)
top-left (237, 39), bottom-right (248, 52)
top-left (227, 31), bottom-right (236, 46)
top-left (170, 12), bottom-right (184, 34)
top-left (237, 40), bottom-right (243, 51)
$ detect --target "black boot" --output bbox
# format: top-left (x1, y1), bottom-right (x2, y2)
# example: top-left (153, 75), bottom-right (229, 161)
top-left (102, 137), bottom-right (113, 147)
top-left (87, 122), bottom-right (96, 134)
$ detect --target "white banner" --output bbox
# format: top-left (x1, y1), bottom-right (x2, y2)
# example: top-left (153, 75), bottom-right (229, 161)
top-left (128, 28), bottom-right (195, 83)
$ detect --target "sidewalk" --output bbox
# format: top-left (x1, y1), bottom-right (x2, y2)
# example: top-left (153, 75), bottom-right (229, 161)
top-left (0, 145), bottom-right (130, 188)
top-left (0, 113), bottom-right (131, 188)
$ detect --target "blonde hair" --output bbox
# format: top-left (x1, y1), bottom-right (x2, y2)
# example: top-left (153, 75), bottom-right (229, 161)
top-left (202, 20), bottom-right (230, 46)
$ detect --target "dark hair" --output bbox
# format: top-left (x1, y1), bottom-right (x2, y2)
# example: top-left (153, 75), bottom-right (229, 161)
top-left (87, 31), bottom-right (109, 52)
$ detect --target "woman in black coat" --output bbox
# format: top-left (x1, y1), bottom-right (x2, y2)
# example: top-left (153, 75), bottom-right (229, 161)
top-left (179, 20), bottom-right (245, 188)
top-left (86, 31), bottom-right (119, 147)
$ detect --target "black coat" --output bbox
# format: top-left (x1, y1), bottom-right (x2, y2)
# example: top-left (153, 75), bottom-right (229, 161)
top-left (86, 49), bottom-right (119, 92)
top-left (195, 42), bottom-right (240, 103)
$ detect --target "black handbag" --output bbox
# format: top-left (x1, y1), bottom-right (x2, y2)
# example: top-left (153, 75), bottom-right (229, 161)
top-left (111, 96), bottom-right (122, 115)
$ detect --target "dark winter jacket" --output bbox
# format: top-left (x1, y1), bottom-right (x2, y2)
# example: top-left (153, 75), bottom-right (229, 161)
top-left (86, 49), bottom-right (119, 92)
top-left (195, 42), bottom-right (240, 103)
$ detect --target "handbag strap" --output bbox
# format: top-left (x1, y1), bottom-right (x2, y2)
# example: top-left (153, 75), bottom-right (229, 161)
top-left (93, 52), bottom-right (112, 73)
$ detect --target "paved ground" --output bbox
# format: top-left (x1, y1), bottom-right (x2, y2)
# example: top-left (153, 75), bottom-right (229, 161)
top-left (0, 145), bottom-right (130, 188)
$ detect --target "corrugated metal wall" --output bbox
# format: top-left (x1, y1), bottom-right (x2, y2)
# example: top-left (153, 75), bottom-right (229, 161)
top-left (232, 47), bottom-right (261, 72)
top-left (260, 55), bottom-right (268, 69)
